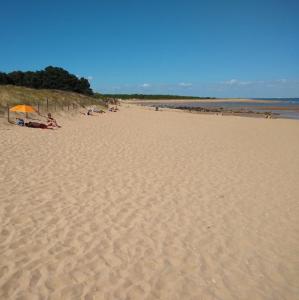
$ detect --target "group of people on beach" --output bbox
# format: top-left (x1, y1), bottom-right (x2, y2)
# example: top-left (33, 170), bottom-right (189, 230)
top-left (15, 105), bottom-right (119, 129)
top-left (15, 112), bottom-right (61, 129)
top-left (83, 106), bottom-right (118, 116)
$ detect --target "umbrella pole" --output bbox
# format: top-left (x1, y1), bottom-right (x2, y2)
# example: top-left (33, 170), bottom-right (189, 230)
top-left (7, 104), bottom-right (10, 123)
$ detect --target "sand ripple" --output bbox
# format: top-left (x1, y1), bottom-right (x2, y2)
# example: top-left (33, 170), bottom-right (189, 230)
top-left (1, 108), bottom-right (299, 299)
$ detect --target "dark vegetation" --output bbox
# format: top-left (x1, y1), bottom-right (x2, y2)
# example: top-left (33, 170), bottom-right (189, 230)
top-left (94, 93), bottom-right (215, 100)
top-left (0, 66), bottom-right (93, 95)
top-left (0, 66), bottom-right (214, 101)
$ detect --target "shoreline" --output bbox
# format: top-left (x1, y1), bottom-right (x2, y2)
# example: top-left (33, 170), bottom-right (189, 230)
top-left (125, 103), bottom-right (299, 120)
top-left (123, 100), bottom-right (299, 120)
top-left (125, 98), bottom-right (281, 104)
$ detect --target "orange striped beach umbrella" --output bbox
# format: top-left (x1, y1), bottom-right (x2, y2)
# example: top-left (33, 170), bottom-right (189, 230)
top-left (10, 105), bottom-right (36, 113)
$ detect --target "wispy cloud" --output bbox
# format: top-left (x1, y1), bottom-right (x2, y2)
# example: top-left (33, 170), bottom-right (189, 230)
top-left (223, 79), bottom-right (238, 85)
top-left (178, 82), bottom-right (192, 87)
top-left (140, 83), bottom-right (151, 88)
top-left (112, 86), bottom-right (121, 90)
top-left (221, 78), bottom-right (299, 87)
top-left (239, 81), bottom-right (252, 85)
top-left (222, 79), bottom-right (252, 86)
top-left (276, 78), bottom-right (288, 83)
top-left (96, 78), bottom-right (299, 98)
top-left (87, 76), bottom-right (93, 81)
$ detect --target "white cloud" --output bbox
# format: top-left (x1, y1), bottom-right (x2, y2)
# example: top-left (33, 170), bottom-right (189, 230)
top-left (221, 78), bottom-right (298, 87)
top-left (87, 76), bottom-right (93, 81)
top-left (223, 79), bottom-right (238, 85)
top-left (276, 78), bottom-right (287, 83)
top-left (179, 82), bottom-right (192, 87)
top-left (222, 79), bottom-right (253, 86)
top-left (141, 83), bottom-right (151, 88)
top-left (239, 81), bottom-right (251, 85)
top-left (97, 78), bottom-right (299, 98)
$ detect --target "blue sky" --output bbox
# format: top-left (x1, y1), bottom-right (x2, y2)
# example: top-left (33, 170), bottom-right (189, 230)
top-left (0, 0), bottom-right (298, 97)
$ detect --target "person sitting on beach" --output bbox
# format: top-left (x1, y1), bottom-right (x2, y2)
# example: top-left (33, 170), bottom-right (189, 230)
top-left (109, 106), bottom-right (118, 112)
top-left (47, 113), bottom-right (60, 127)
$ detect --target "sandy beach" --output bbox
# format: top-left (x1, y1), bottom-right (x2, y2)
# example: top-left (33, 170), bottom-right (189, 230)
top-left (1, 105), bottom-right (299, 300)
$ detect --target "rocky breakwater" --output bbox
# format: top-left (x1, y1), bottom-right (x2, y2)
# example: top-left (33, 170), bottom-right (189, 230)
top-left (174, 106), bottom-right (277, 118)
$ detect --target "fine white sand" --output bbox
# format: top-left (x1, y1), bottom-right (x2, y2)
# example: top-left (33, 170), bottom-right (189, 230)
top-left (0, 106), bottom-right (299, 299)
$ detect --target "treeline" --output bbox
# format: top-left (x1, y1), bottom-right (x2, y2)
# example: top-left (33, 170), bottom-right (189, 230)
top-left (0, 66), bottom-right (93, 95)
top-left (94, 93), bottom-right (215, 100)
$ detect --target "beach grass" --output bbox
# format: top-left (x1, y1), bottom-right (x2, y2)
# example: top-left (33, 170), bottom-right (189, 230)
top-left (0, 85), bottom-right (106, 116)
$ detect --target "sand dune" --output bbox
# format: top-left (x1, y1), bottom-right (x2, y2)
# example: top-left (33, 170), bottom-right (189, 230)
top-left (0, 106), bottom-right (299, 299)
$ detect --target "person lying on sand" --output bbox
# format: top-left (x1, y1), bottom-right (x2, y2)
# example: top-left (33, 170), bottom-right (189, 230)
top-left (93, 108), bottom-right (106, 114)
top-left (80, 110), bottom-right (94, 116)
top-left (80, 108), bottom-right (105, 115)
top-left (25, 121), bottom-right (52, 129)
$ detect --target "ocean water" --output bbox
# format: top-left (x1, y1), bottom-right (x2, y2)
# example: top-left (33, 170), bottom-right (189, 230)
top-left (145, 98), bottom-right (299, 120)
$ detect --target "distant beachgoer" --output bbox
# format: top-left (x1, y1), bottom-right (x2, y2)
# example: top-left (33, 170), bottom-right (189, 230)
top-left (93, 108), bottom-right (105, 113)
top-left (47, 113), bottom-right (60, 127)
top-left (25, 121), bottom-right (50, 129)
top-left (109, 106), bottom-right (118, 112)
top-left (16, 118), bottom-right (25, 126)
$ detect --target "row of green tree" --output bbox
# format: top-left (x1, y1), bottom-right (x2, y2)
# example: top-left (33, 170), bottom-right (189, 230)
top-left (94, 93), bottom-right (214, 100)
top-left (0, 66), bottom-right (93, 95)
